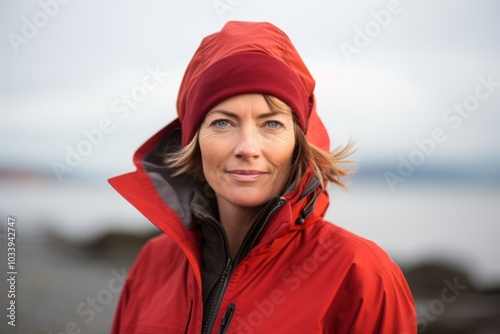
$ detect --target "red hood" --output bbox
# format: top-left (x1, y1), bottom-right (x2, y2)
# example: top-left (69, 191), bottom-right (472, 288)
top-left (177, 21), bottom-right (330, 150)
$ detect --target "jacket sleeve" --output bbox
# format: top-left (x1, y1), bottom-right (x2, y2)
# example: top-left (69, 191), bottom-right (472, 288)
top-left (110, 239), bottom-right (153, 334)
top-left (110, 276), bottom-right (131, 334)
top-left (326, 264), bottom-right (418, 334)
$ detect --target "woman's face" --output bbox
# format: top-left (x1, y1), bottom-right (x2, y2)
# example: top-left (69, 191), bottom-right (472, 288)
top-left (199, 94), bottom-right (295, 211)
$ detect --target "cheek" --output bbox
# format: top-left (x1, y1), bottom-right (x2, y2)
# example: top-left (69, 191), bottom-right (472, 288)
top-left (264, 133), bottom-right (295, 174)
top-left (199, 143), bottom-right (217, 173)
top-left (275, 133), bottom-right (295, 162)
top-left (199, 132), bottom-right (228, 176)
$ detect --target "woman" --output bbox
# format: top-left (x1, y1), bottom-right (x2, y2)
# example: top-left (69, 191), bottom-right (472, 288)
top-left (109, 21), bottom-right (417, 333)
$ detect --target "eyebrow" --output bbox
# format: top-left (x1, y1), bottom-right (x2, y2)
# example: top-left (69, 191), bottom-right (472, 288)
top-left (207, 109), bottom-right (291, 119)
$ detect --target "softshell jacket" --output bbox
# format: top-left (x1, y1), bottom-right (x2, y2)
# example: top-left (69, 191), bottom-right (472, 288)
top-left (109, 21), bottom-right (416, 334)
top-left (109, 123), bottom-right (417, 333)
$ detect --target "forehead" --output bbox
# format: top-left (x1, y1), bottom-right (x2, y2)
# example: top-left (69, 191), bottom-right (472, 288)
top-left (206, 94), bottom-right (292, 118)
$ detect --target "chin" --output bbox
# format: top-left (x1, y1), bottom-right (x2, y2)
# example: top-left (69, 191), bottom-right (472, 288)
top-left (226, 191), bottom-right (273, 208)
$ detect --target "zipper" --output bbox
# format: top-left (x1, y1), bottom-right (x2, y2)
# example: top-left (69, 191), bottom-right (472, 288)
top-left (200, 215), bottom-right (230, 306)
top-left (202, 258), bottom-right (232, 334)
top-left (217, 304), bottom-right (236, 334)
top-left (245, 197), bottom-right (286, 252)
top-left (201, 196), bottom-right (286, 334)
top-left (233, 196), bottom-right (285, 265)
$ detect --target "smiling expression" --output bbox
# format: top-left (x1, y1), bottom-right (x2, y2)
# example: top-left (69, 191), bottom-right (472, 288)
top-left (199, 94), bottom-right (296, 211)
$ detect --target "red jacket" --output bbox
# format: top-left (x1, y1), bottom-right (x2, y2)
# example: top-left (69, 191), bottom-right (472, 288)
top-left (109, 21), bottom-right (416, 333)
top-left (109, 124), bottom-right (416, 334)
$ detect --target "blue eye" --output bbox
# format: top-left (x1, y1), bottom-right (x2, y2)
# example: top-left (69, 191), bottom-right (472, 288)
top-left (211, 119), bottom-right (230, 128)
top-left (266, 120), bottom-right (282, 129)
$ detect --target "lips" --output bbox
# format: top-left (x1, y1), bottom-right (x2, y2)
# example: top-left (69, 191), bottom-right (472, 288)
top-left (226, 170), bottom-right (267, 182)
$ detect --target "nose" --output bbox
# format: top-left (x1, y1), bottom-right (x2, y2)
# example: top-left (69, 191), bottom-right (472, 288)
top-left (234, 127), bottom-right (260, 160)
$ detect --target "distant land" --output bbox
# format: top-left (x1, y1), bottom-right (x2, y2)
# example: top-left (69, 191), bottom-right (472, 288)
top-left (1, 158), bottom-right (500, 184)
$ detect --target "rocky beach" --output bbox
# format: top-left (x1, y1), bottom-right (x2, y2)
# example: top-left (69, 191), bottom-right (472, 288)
top-left (1, 228), bottom-right (499, 334)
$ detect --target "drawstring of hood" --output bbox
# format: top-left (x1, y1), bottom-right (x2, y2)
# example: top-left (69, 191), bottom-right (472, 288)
top-left (294, 175), bottom-right (321, 226)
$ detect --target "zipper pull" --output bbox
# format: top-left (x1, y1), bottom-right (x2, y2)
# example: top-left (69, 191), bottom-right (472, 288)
top-left (217, 304), bottom-right (236, 334)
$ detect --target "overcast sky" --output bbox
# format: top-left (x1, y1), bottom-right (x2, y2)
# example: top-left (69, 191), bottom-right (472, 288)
top-left (1, 0), bottom-right (499, 179)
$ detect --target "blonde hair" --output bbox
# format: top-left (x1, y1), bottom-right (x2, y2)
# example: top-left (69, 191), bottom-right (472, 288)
top-left (165, 95), bottom-right (355, 191)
